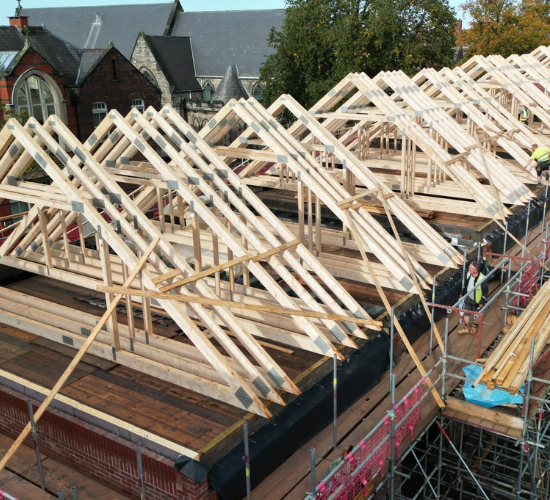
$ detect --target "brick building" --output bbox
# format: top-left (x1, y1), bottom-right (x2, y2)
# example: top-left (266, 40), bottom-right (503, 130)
top-left (0, 15), bottom-right (161, 238)
top-left (18, 1), bottom-right (285, 119)
top-left (0, 16), bottom-right (161, 141)
top-left (75, 44), bottom-right (161, 140)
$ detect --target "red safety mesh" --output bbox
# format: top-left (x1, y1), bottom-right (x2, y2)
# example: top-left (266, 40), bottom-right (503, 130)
top-left (314, 382), bottom-right (424, 500)
top-left (513, 262), bottom-right (538, 309)
top-left (393, 384), bottom-right (422, 457)
top-left (0, 489), bottom-right (19, 500)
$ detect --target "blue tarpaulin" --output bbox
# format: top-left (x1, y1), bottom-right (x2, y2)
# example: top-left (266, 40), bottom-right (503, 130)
top-left (462, 365), bottom-right (524, 408)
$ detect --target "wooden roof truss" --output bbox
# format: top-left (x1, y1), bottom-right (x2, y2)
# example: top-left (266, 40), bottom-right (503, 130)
top-left (0, 110), bottom-right (386, 417)
top-left (461, 54), bottom-right (550, 132)
top-left (197, 93), bottom-right (468, 291)
top-left (412, 68), bottom-right (533, 175)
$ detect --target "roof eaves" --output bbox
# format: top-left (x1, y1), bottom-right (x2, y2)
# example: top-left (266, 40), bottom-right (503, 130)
top-left (174, 84), bottom-right (203, 93)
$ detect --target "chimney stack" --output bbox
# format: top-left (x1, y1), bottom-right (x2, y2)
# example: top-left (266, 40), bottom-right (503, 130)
top-left (9, 16), bottom-right (29, 29)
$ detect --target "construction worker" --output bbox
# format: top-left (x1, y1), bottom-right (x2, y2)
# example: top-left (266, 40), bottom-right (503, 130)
top-left (524, 143), bottom-right (550, 184)
top-left (519, 107), bottom-right (529, 124)
top-left (458, 261), bottom-right (488, 335)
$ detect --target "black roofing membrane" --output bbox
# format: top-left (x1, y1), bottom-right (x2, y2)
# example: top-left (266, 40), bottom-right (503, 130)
top-left (207, 195), bottom-right (546, 499)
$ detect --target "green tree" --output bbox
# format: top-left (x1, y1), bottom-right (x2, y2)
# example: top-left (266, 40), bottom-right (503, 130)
top-left (368, 0), bottom-right (458, 75)
top-left (459, 0), bottom-right (550, 58)
top-left (259, 0), bottom-right (457, 108)
top-left (0, 103), bottom-right (29, 129)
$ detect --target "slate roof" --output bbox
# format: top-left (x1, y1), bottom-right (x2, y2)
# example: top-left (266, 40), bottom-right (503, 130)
top-left (145, 35), bottom-right (201, 92)
top-left (212, 65), bottom-right (248, 104)
top-left (0, 26), bottom-right (25, 52)
top-left (76, 49), bottom-right (105, 85)
top-left (172, 9), bottom-right (285, 78)
top-left (20, 2), bottom-right (176, 59)
top-left (0, 26), bottom-right (82, 86)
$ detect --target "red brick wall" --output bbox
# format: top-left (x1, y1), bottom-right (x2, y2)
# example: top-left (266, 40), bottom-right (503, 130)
top-left (9, 17), bottom-right (29, 28)
top-left (0, 50), bottom-right (79, 136)
top-left (0, 387), bottom-right (217, 500)
top-left (77, 47), bottom-right (161, 141)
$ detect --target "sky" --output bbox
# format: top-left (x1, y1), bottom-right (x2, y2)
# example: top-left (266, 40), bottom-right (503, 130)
top-left (0, 0), bottom-right (466, 25)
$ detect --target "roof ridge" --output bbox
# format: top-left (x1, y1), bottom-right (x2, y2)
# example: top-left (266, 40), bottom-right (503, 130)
top-left (146, 34), bottom-right (190, 39)
top-left (21, 2), bottom-right (173, 10)
top-left (178, 9), bottom-right (285, 14)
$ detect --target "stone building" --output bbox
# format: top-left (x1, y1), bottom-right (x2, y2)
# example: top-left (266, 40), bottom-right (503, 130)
top-left (187, 64), bottom-right (250, 137)
top-left (171, 8), bottom-right (285, 100)
top-left (18, 1), bottom-right (286, 121)
top-left (130, 32), bottom-right (202, 113)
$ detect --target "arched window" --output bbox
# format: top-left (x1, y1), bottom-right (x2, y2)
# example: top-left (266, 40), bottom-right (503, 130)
top-left (252, 83), bottom-right (263, 102)
top-left (202, 118), bottom-right (209, 128)
top-left (193, 117), bottom-right (201, 132)
top-left (92, 102), bottom-right (108, 128)
top-left (131, 98), bottom-right (145, 112)
top-left (141, 68), bottom-right (158, 87)
top-left (16, 75), bottom-right (57, 123)
top-left (203, 82), bottom-right (214, 102)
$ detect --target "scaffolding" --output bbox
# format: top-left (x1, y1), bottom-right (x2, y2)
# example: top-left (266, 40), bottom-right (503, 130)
top-left (379, 226), bottom-right (550, 500)
top-left (395, 331), bottom-right (550, 500)
top-left (304, 200), bottom-right (550, 500)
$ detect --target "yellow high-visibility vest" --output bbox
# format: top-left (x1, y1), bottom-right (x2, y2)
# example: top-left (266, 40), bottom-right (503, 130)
top-left (467, 272), bottom-right (485, 303)
top-left (532, 147), bottom-right (549, 163)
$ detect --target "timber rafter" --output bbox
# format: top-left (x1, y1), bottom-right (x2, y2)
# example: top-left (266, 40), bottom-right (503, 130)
top-left (0, 110), bottom-right (382, 417)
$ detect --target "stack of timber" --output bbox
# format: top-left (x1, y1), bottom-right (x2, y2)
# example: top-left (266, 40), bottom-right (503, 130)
top-left (474, 278), bottom-right (550, 394)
